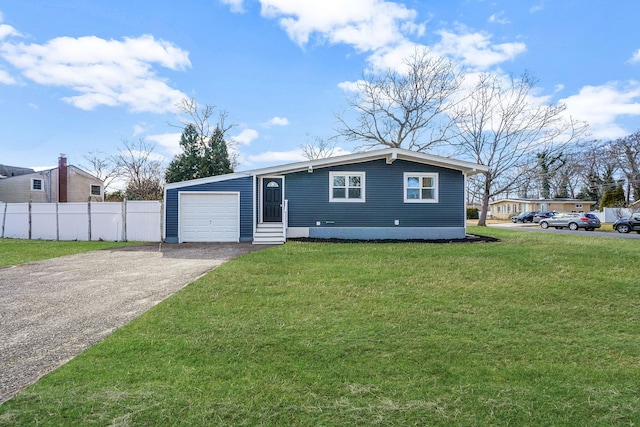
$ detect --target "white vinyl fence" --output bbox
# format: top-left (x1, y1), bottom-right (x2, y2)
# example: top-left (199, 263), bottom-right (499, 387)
top-left (0, 200), bottom-right (162, 242)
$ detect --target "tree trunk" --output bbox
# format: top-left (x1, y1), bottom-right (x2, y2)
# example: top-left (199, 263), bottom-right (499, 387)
top-left (477, 174), bottom-right (491, 226)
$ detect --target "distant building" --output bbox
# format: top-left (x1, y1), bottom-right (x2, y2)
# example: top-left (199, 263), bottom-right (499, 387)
top-left (0, 155), bottom-right (104, 203)
top-left (489, 198), bottom-right (595, 220)
top-left (0, 164), bottom-right (35, 178)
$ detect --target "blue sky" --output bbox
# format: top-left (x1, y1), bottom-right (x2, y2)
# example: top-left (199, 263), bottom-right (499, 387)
top-left (1, 0), bottom-right (640, 174)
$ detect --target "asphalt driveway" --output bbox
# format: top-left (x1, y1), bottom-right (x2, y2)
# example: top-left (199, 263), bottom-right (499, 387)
top-left (0, 242), bottom-right (269, 404)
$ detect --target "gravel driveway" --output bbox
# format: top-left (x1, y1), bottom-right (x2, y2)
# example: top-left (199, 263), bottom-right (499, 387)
top-left (0, 242), bottom-right (269, 404)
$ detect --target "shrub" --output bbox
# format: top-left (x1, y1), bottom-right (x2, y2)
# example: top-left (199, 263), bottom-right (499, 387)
top-left (466, 207), bottom-right (479, 219)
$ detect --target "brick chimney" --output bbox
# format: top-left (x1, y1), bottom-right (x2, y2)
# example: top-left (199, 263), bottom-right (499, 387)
top-left (58, 154), bottom-right (68, 203)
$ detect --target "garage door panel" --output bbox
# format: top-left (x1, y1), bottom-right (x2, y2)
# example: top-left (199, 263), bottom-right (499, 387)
top-left (179, 193), bottom-right (240, 242)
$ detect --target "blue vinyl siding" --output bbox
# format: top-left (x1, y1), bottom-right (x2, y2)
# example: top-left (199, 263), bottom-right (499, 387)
top-left (165, 176), bottom-right (253, 242)
top-left (284, 159), bottom-right (464, 228)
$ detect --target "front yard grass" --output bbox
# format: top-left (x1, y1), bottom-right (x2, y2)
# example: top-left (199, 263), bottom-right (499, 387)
top-left (0, 238), bottom-right (143, 267)
top-left (1, 227), bottom-right (638, 425)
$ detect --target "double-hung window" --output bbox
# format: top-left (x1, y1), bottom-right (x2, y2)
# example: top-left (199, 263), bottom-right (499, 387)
top-left (404, 173), bottom-right (438, 203)
top-left (329, 171), bottom-right (365, 202)
top-left (90, 185), bottom-right (102, 196)
top-left (31, 178), bottom-right (43, 191)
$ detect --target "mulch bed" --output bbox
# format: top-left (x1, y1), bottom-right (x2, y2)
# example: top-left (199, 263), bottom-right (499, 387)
top-left (288, 234), bottom-right (500, 244)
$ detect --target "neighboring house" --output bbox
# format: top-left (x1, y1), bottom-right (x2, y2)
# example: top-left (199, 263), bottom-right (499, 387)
top-left (489, 198), bottom-right (595, 220)
top-left (164, 148), bottom-right (488, 244)
top-left (0, 164), bottom-right (35, 178)
top-left (0, 155), bottom-right (104, 203)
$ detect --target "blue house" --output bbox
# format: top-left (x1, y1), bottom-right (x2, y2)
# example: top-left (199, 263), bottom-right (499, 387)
top-left (163, 148), bottom-right (488, 244)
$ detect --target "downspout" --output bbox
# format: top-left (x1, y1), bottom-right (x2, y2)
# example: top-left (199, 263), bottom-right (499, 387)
top-left (463, 172), bottom-right (468, 236)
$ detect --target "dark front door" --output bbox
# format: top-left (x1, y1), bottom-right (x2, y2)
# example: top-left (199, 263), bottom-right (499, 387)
top-left (263, 178), bottom-right (282, 222)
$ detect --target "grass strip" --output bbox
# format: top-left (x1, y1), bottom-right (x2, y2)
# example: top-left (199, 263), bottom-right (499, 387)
top-left (0, 227), bottom-right (638, 425)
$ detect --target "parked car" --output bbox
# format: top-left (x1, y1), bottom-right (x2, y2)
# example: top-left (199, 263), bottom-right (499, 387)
top-left (612, 213), bottom-right (640, 233)
top-left (532, 211), bottom-right (558, 223)
top-left (539, 213), bottom-right (601, 231)
top-left (510, 211), bottom-right (539, 223)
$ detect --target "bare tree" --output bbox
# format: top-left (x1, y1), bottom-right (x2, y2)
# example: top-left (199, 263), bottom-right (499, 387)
top-left (300, 136), bottom-right (337, 160)
top-left (81, 151), bottom-right (119, 192)
top-left (175, 97), bottom-right (238, 169)
top-left (336, 47), bottom-right (463, 152)
top-left (572, 140), bottom-right (619, 205)
top-left (450, 72), bottom-right (588, 226)
top-left (114, 138), bottom-right (165, 200)
top-left (611, 130), bottom-right (640, 203)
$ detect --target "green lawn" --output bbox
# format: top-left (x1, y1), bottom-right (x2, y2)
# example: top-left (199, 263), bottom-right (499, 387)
top-left (0, 238), bottom-right (143, 267)
top-left (1, 227), bottom-right (639, 425)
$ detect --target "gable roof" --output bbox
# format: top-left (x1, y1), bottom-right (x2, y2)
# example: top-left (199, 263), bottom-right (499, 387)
top-left (0, 164), bottom-right (35, 178)
top-left (165, 148), bottom-right (489, 190)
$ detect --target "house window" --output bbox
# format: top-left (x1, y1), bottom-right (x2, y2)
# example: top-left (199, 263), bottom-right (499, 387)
top-left (404, 173), bottom-right (438, 203)
top-left (329, 172), bottom-right (365, 202)
top-left (32, 178), bottom-right (43, 191)
top-left (90, 185), bottom-right (102, 196)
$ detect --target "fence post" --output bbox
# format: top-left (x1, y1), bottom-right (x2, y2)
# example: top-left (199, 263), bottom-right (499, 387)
top-left (159, 200), bottom-right (163, 243)
top-left (122, 198), bottom-right (128, 242)
top-left (28, 200), bottom-right (32, 240)
top-left (56, 202), bottom-right (59, 241)
top-left (1, 202), bottom-right (6, 238)
top-left (88, 199), bottom-right (92, 241)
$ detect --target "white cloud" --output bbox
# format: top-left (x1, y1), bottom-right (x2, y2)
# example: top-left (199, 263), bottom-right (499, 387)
top-left (0, 12), bottom-right (21, 40)
top-left (488, 11), bottom-right (510, 25)
top-left (220, 0), bottom-right (245, 13)
top-left (559, 81), bottom-right (640, 139)
top-left (0, 23), bottom-right (20, 40)
top-left (530, 2), bottom-right (544, 13)
top-left (231, 128), bottom-right (259, 145)
top-left (244, 146), bottom-right (352, 166)
top-left (628, 49), bottom-right (640, 63)
top-left (258, 0), bottom-right (422, 52)
top-left (0, 34), bottom-right (191, 113)
top-left (263, 116), bottom-right (290, 126)
top-left (0, 67), bottom-right (15, 84)
top-left (434, 26), bottom-right (526, 70)
top-left (246, 149), bottom-right (307, 164)
top-left (132, 123), bottom-right (148, 136)
top-left (337, 80), bottom-right (362, 93)
top-left (238, 1), bottom-right (523, 77)
top-left (365, 40), bottom-right (422, 72)
top-left (147, 132), bottom-right (182, 156)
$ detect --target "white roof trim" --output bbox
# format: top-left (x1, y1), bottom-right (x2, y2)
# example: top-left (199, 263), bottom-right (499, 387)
top-left (165, 148), bottom-right (488, 189)
top-left (489, 198), bottom-right (595, 205)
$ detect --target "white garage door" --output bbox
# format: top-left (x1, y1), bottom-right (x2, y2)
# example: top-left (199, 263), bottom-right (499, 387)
top-left (179, 192), bottom-right (240, 242)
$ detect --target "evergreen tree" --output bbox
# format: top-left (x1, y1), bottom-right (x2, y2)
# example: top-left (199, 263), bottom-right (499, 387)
top-left (203, 127), bottom-right (233, 177)
top-left (165, 124), bottom-right (233, 183)
top-left (600, 184), bottom-right (626, 209)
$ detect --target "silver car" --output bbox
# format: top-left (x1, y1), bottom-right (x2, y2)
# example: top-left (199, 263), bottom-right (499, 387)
top-left (539, 213), bottom-right (601, 231)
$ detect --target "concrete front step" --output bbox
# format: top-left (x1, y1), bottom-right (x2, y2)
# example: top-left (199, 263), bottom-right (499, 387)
top-left (253, 223), bottom-right (285, 244)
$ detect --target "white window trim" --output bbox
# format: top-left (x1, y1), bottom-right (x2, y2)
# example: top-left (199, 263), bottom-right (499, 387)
top-left (403, 172), bottom-right (438, 203)
top-left (329, 171), bottom-right (365, 203)
top-left (90, 184), bottom-right (102, 196)
top-left (31, 178), bottom-right (44, 191)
